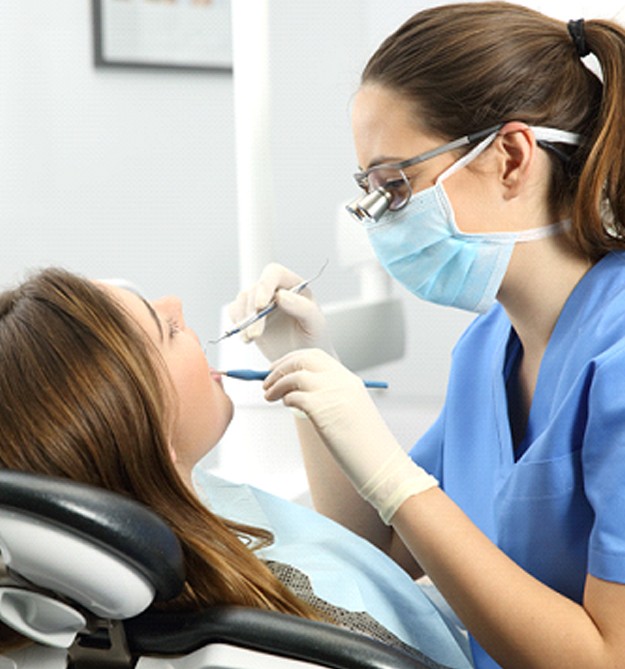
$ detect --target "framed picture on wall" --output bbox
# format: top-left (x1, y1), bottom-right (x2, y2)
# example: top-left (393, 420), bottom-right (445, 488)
top-left (92, 0), bottom-right (232, 72)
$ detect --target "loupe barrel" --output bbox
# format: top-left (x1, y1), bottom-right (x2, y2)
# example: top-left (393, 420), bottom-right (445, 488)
top-left (346, 188), bottom-right (392, 223)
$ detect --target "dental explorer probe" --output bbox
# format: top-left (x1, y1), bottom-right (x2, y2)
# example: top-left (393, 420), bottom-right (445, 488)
top-left (209, 260), bottom-right (329, 344)
top-left (217, 369), bottom-right (388, 390)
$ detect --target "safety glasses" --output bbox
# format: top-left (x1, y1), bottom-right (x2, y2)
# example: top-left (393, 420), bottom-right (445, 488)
top-left (347, 124), bottom-right (503, 222)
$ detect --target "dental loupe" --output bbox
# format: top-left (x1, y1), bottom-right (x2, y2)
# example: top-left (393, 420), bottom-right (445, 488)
top-left (346, 187), bottom-right (392, 223)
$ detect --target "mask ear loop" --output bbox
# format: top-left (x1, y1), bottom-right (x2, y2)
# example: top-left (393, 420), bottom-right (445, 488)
top-left (532, 127), bottom-right (582, 146)
top-left (435, 131), bottom-right (500, 184)
top-left (432, 126), bottom-right (578, 242)
top-left (435, 126), bottom-right (582, 186)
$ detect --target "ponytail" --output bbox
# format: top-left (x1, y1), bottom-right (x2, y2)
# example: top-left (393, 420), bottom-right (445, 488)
top-left (573, 19), bottom-right (625, 259)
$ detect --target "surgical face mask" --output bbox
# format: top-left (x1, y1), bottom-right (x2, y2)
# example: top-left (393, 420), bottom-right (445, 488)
top-left (362, 130), bottom-right (574, 313)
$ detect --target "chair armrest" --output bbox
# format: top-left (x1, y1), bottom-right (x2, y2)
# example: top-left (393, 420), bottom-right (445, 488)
top-left (125, 606), bottom-right (447, 669)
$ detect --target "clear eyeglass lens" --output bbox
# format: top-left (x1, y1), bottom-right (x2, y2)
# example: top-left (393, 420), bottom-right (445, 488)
top-left (365, 168), bottom-right (411, 211)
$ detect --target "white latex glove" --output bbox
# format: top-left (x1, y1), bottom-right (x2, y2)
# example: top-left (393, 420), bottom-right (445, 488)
top-left (263, 349), bottom-right (438, 524)
top-left (227, 263), bottom-right (336, 363)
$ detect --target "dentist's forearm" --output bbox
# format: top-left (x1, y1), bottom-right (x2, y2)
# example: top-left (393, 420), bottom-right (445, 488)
top-left (296, 415), bottom-right (387, 538)
top-left (295, 416), bottom-right (423, 577)
top-left (393, 488), bottom-right (619, 669)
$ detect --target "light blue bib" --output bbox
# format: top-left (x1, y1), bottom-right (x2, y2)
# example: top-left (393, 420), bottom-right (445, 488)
top-left (193, 468), bottom-right (473, 669)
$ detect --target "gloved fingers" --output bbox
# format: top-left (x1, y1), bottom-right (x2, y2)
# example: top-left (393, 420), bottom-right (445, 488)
top-left (227, 287), bottom-right (251, 328)
top-left (263, 369), bottom-right (341, 422)
top-left (264, 374), bottom-right (309, 407)
top-left (226, 263), bottom-right (307, 343)
top-left (241, 289), bottom-right (318, 344)
top-left (255, 263), bottom-right (306, 304)
top-left (262, 353), bottom-right (322, 403)
top-left (263, 349), bottom-right (360, 400)
top-left (224, 288), bottom-right (262, 343)
top-left (274, 289), bottom-right (325, 332)
top-left (240, 291), bottom-right (267, 342)
top-left (267, 348), bottom-right (343, 378)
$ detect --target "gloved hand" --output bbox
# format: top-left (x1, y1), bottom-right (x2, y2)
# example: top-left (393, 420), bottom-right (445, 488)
top-left (263, 349), bottom-right (438, 524)
top-left (227, 263), bottom-right (336, 363)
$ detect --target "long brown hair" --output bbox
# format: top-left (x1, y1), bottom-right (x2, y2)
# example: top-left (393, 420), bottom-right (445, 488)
top-left (362, 1), bottom-right (625, 261)
top-left (0, 268), bottom-right (319, 648)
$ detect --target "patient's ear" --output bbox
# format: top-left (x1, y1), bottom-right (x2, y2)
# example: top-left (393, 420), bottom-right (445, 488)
top-left (168, 444), bottom-right (178, 464)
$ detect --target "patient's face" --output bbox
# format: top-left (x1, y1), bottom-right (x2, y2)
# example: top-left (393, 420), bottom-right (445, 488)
top-left (98, 284), bottom-right (234, 473)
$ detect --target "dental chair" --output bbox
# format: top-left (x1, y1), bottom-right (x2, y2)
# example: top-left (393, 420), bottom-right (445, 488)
top-left (0, 470), bottom-right (443, 669)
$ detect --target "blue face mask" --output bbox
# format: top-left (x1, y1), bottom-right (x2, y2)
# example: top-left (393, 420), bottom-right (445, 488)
top-left (364, 131), bottom-right (570, 313)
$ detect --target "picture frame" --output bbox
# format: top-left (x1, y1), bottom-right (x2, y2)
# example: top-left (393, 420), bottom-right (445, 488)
top-left (92, 0), bottom-right (232, 73)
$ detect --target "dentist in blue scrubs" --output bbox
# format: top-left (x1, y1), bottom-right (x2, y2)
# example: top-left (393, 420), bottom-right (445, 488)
top-left (229, 3), bottom-right (625, 667)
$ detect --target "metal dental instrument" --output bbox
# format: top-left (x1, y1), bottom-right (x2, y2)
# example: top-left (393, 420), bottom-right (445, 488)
top-left (209, 259), bottom-right (329, 344)
top-left (217, 369), bottom-right (388, 389)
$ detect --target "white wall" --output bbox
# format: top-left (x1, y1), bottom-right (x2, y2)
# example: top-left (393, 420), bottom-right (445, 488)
top-left (0, 0), bottom-right (238, 344)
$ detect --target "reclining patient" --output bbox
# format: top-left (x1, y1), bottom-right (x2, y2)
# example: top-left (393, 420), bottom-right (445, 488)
top-left (0, 268), bottom-right (471, 669)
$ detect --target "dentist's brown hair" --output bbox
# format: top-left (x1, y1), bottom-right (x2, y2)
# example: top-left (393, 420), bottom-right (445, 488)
top-left (362, 1), bottom-right (625, 261)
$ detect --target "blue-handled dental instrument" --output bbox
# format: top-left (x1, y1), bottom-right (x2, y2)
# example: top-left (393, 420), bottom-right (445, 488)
top-left (218, 369), bottom-right (388, 390)
top-left (209, 260), bottom-right (329, 345)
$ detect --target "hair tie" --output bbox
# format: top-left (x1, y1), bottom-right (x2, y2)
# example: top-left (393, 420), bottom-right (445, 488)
top-left (567, 19), bottom-right (591, 58)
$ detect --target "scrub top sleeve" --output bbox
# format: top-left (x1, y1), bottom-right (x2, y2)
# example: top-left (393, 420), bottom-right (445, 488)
top-left (409, 406), bottom-right (446, 483)
top-left (583, 342), bottom-right (625, 583)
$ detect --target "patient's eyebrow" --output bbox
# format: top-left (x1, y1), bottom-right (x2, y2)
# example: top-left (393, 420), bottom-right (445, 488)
top-left (140, 297), bottom-right (163, 342)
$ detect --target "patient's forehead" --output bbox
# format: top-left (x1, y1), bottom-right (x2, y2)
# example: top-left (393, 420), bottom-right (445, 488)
top-left (92, 281), bottom-right (162, 344)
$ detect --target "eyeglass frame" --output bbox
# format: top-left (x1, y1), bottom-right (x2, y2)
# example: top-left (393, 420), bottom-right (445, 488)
top-left (352, 123), bottom-right (504, 211)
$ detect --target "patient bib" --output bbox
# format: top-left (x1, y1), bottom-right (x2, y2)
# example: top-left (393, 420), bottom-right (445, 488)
top-left (193, 469), bottom-right (473, 669)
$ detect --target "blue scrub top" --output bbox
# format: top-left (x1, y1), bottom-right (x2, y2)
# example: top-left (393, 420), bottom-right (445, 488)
top-left (410, 251), bottom-right (625, 669)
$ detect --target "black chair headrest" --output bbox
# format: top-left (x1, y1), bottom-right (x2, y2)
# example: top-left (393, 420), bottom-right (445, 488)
top-left (0, 470), bottom-right (185, 601)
